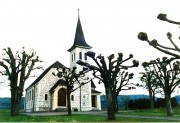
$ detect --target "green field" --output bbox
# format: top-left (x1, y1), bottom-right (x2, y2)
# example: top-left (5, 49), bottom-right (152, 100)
top-left (0, 109), bottom-right (179, 122)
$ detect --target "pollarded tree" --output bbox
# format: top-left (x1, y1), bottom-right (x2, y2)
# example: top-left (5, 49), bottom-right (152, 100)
top-left (138, 13), bottom-right (180, 58)
top-left (0, 47), bottom-right (43, 116)
top-left (77, 51), bottom-right (139, 120)
top-left (113, 70), bottom-right (137, 112)
top-left (142, 57), bottom-right (180, 116)
top-left (140, 68), bottom-right (162, 109)
top-left (53, 66), bottom-right (92, 116)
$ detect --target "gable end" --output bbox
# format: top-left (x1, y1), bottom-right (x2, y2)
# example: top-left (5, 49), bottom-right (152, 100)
top-left (26, 61), bottom-right (67, 90)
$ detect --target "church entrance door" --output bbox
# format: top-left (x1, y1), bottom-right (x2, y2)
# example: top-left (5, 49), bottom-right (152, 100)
top-left (58, 88), bottom-right (66, 106)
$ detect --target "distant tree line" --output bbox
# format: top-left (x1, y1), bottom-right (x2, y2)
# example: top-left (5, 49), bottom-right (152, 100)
top-left (1, 96), bottom-right (178, 110)
top-left (128, 97), bottom-right (178, 110)
top-left (0, 97), bottom-right (24, 109)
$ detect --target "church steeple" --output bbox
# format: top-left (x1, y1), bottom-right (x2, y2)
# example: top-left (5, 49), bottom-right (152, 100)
top-left (68, 10), bottom-right (92, 52)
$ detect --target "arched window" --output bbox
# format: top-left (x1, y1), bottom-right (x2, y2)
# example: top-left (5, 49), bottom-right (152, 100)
top-left (79, 52), bottom-right (82, 60)
top-left (45, 94), bottom-right (48, 100)
top-left (71, 95), bottom-right (74, 101)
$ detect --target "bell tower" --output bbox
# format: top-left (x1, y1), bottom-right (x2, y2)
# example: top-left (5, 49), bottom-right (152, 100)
top-left (67, 10), bottom-right (93, 111)
top-left (67, 10), bottom-right (92, 72)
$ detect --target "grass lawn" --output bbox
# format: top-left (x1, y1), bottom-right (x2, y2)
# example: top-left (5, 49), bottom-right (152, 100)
top-left (0, 109), bottom-right (179, 122)
top-left (119, 107), bottom-right (180, 117)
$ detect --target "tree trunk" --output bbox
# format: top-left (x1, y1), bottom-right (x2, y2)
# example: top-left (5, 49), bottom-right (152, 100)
top-left (67, 91), bottom-right (72, 116)
top-left (114, 95), bottom-right (119, 113)
top-left (149, 89), bottom-right (154, 109)
top-left (112, 94), bottom-right (118, 113)
top-left (152, 93), bottom-right (155, 108)
top-left (11, 88), bottom-right (21, 116)
top-left (105, 86), bottom-right (115, 120)
top-left (165, 94), bottom-right (173, 116)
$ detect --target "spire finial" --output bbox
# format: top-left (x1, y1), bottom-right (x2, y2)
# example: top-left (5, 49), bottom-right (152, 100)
top-left (78, 9), bottom-right (80, 18)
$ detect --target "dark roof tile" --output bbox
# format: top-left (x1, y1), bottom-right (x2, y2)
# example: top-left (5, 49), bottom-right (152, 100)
top-left (68, 14), bottom-right (92, 52)
top-left (91, 89), bottom-right (101, 94)
top-left (49, 79), bottom-right (66, 93)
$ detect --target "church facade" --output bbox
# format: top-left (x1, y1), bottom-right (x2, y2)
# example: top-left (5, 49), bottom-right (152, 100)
top-left (25, 12), bottom-right (101, 112)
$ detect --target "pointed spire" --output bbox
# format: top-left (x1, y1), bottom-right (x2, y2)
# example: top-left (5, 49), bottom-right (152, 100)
top-left (68, 10), bottom-right (92, 52)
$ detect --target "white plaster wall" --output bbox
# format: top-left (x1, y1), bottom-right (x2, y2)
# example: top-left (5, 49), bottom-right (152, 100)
top-left (97, 95), bottom-right (102, 110)
top-left (70, 47), bottom-right (92, 111)
top-left (36, 68), bottom-right (60, 111)
top-left (70, 47), bottom-right (90, 72)
top-left (70, 81), bottom-right (92, 111)
top-left (25, 86), bottom-right (35, 112)
top-left (25, 67), bottom-right (61, 112)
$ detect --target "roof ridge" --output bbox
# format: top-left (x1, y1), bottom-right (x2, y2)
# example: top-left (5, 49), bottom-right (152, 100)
top-left (26, 61), bottom-right (67, 90)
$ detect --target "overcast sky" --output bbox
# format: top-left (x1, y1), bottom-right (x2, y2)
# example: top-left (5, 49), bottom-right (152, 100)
top-left (0, 0), bottom-right (180, 97)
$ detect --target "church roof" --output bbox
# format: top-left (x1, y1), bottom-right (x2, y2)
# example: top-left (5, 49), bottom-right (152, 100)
top-left (91, 81), bottom-right (101, 94)
top-left (91, 80), bottom-right (96, 88)
top-left (26, 61), bottom-right (67, 90)
top-left (49, 79), bottom-right (66, 93)
top-left (68, 11), bottom-right (92, 52)
top-left (91, 89), bottom-right (101, 94)
top-left (49, 78), bottom-right (99, 93)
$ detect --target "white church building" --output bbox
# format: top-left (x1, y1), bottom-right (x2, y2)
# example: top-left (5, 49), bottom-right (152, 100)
top-left (25, 12), bottom-right (101, 112)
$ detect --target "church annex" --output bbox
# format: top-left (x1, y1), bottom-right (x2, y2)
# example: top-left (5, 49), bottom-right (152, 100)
top-left (25, 12), bottom-right (101, 112)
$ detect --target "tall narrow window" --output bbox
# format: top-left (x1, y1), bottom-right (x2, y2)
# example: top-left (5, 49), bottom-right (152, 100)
top-left (32, 89), bottom-right (34, 100)
top-left (79, 52), bottom-right (82, 60)
top-left (28, 92), bottom-right (30, 101)
top-left (27, 92), bottom-right (29, 102)
top-left (85, 53), bottom-right (87, 60)
top-left (30, 91), bottom-right (31, 101)
top-left (74, 53), bottom-right (76, 61)
top-left (45, 94), bottom-right (48, 100)
top-left (71, 95), bottom-right (74, 101)
top-left (72, 54), bottom-right (73, 62)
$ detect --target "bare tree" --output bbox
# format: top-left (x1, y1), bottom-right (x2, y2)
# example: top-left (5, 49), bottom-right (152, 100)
top-left (77, 51), bottom-right (139, 120)
top-left (142, 57), bottom-right (180, 116)
top-left (0, 47), bottom-right (43, 116)
top-left (138, 13), bottom-right (180, 58)
top-left (113, 71), bottom-right (137, 112)
top-left (140, 69), bottom-right (162, 109)
top-left (53, 66), bottom-right (92, 116)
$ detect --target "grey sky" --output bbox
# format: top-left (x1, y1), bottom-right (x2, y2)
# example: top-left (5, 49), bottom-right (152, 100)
top-left (0, 0), bottom-right (180, 97)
